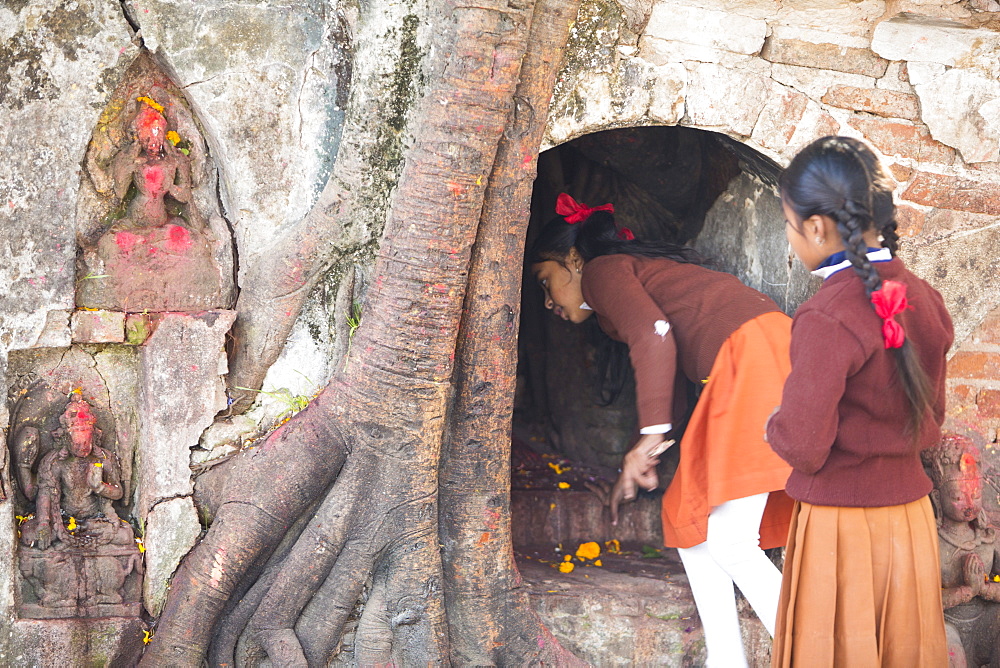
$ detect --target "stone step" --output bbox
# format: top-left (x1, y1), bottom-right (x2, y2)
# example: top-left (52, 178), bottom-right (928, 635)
top-left (518, 550), bottom-right (772, 667)
top-left (511, 489), bottom-right (663, 546)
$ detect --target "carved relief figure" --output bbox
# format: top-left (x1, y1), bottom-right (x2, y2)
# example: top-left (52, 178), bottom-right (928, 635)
top-left (9, 391), bottom-right (142, 619)
top-left (923, 435), bottom-right (1000, 667)
top-left (75, 55), bottom-right (235, 312)
top-left (77, 93), bottom-right (227, 312)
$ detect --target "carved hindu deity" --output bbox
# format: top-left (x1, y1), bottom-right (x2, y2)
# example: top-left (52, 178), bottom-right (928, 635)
top-left (923, 435), bottom-right (1000, 667)
top-left (9, 391), bottom-right (142, 619)
top-left (76, 69), bottom-right (234, 311)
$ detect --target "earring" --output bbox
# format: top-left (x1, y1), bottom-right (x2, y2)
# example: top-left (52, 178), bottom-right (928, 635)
top-left (815, 237), bottom-right (824, 245)
top-left (576, 268), bottom-right (581, 273)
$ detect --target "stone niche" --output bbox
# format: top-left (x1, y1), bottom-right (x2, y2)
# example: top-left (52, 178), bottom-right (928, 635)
top-left (515, 125), bottom-right (810, 470)
top-left (75, 52), bottom-right (235, 313)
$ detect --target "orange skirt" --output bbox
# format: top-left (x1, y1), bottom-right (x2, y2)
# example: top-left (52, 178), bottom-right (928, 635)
top-left (661, 310), bottom-right (794, 549)
top-left (772, 498), bottom-right (948, 667)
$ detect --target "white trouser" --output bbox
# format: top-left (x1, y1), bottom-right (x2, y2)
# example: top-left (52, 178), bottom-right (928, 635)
top-left (676, 492), bottom-right (782, 668)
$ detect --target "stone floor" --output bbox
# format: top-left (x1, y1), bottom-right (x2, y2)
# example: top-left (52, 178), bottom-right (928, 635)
top-left (512, 451), bottom-right (774, 667)
top-left (518, 547), bottom-right (772, 667)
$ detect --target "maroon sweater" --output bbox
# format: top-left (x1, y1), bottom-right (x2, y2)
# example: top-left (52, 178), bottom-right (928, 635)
top-left (766, 258), bottom-right (953, 507)
top-left (582, 254), bottom-right (780, 429)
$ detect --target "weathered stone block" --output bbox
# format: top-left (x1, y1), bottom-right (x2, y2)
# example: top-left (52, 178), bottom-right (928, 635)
top-left (914, 68), bottom-right (1000, 163)
top-left (750, 86), bottom-right (807, 150)
top-left (949, 352), bottom-right (1000, 380)
top-left (895, 204), bottom-right (925, 238)
top-left (902, 172), bottom-right (1000, 215)
top-left (644, 4), bottom-right (766, 56)
top-left (972, 311), bottom-right (1000, 345)
top-left (647, 63), bottom-right (687, 124)
top-left (770, 62), bottom-right (875, 101)
top-left (821, 85), bottom-right (921, 120)
top-left (761, 37), bottom-right (889, 77)
top-left (32, 310), bottom-right (72, 348)
top-left (70, 310), bottom-right (126, 344)
top-left (686, 63), bottom-right (771, 136)
top-left (135, 310), bottom-right (236, 519)
top-left (143, 496), bottom-right (201, 617)
top-left (872, 13), bottom-right (1000, 69)
top-left (10, 617), bottom-right (147, 667)
top-left (976, 388), bottom-right (1000, 418)
top-left (848, 117), bottom-right (956, 164)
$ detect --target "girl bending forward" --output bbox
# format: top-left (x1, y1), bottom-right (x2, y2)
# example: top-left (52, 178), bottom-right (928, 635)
top-left (531, 195), bottom-right (794, 667)
top-left (767, 136), bottom-right (953, 666)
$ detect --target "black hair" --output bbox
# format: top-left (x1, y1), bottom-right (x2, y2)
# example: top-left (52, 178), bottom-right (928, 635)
top-left (528, 209), bottom-right (704, 266)
top-left (780, 136), bottom-right (931, 433)
top-left (529, 203), bottom-right (704, 405)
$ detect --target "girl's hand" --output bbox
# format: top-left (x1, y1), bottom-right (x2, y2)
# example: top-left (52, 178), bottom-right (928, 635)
top-left (609, 435), bottom-right (673, 525)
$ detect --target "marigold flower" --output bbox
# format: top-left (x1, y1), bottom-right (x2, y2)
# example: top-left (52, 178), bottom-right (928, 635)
top-left (594, 559), bottom-right (603, 567)
top-left (558, 561), bottom-right (574, 573)
top-left (558, 482), bottom-right (570, 489)
top-left (137, 96), bottom-right (165, 113)
top-left (166, 130), bottom-right (181, 145)
top-left (66, 516), bottom-right (77, 531)
top-left (575, 541), bottom-right (601, 561)
top-left (563, 555), bottom-right (572, 561)
top-left (604, 538), bottom-right (621, 554)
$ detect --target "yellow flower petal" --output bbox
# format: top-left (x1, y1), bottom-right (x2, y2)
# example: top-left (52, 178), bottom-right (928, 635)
top-left (594, 559), bottom-right (602, 567)
top-left (166, 130), bottom-right (181, 145)
top-left (557, 482), bottom-right (570, 489)
top-left (558, 562), bottom-right (574, 573)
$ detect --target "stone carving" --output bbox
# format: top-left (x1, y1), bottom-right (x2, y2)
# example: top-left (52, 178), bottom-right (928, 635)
top-left (923, 435), bottom-right (1000, 667)
top-left (8, 389), bottom-right (141, 619)
top-left (76, 53), bottom-right (234, 312)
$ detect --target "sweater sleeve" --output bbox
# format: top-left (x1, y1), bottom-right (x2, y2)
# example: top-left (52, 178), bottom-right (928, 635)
top-left (583, 258), bottom-right (677, 429)
top-left (766, 308), bottom-right (866, 474)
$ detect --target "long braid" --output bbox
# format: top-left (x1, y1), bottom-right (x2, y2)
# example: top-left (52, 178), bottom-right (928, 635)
top-left (832, 198), bottom-right (881, 296)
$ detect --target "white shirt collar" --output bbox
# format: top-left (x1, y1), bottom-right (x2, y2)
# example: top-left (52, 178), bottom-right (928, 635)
top-left (811, 247), bottom-right (892, 280)
top-left (580, 301), bottom-right (592, 310)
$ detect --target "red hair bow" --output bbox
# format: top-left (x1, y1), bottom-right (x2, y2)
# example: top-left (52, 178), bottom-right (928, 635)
top-left (870, 280), bottom-right (909, 349)
top-left (556, 193), bottom-right (614, 224)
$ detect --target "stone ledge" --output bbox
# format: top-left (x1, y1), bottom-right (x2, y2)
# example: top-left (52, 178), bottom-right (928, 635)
top-left (873, 13), bottom-right (1000, 68)
top-left (761, 37), bottom-right (888, 78)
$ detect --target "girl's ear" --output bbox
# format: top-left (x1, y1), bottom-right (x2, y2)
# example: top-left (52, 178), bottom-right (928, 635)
top-left (802, 214), bottom-right (839, 246)
top-left (567, 246), bottom-right (585, 271)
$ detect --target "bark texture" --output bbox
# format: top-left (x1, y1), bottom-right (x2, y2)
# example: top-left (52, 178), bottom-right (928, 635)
top-left (142, 0), bottom-right (583, 664)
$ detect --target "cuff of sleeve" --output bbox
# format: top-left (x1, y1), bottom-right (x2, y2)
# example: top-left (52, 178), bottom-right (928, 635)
top-left (639, 423), bottom-right (672, 435)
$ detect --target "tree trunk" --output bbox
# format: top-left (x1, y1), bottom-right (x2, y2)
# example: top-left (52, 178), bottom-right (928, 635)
top-left (142, 0), bottom-right (582, 664)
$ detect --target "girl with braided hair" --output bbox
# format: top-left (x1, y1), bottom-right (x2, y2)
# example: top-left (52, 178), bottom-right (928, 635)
top-left (531, 194), bottom-right (795, 667)
top-left (767, 136), bottom-right (953, 665)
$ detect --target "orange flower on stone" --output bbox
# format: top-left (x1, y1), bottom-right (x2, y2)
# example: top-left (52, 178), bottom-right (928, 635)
top-left (575, 541), bottom-right (600, 561)
top-left (604, 539), bottom-right (621, 554)
top-left (558, 561), bottom-right (574, 573)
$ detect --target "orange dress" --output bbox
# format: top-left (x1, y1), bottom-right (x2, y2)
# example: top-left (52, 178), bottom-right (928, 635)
top-left (660, 311), bottom-right (794, 549)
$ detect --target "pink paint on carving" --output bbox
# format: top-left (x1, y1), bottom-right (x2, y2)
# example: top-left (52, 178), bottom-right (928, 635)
top-left (166, 225), bottom-right (192, 252)
top-left (142, 164), bottom-right (168, 195)
top-left (115, 231), bottom-right (143, 254)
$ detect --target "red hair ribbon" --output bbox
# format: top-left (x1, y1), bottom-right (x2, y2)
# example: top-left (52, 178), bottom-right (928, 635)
top-left (870, 280), bottom-right (909, 349)
top-left (555, 192), bottom-right (614, 224)
top-left (617, 227), bottom-right (635, 241)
